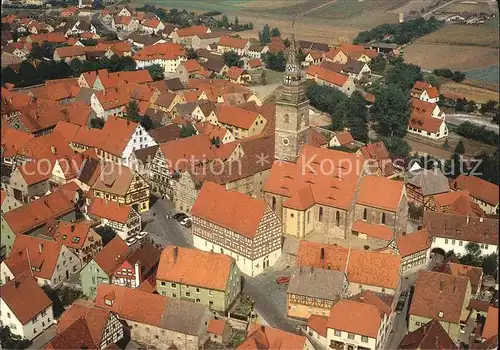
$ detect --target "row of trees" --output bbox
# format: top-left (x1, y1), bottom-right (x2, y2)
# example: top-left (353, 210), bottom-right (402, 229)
top-left (214, 15), bottom-right (253, 31)
top-left (432, 68), bottom-right (466, 83)
top-left (1, 55), bottom-right (137, 87)
top-left (135, 5), bottom-right (194, 27)
top-left (353, 17), bottom-right (442, 45)
top-left (456, 121), bottom-right (498, 146)
top-left (262, 51), bottom-right (286, 72)
top-left (456, 243), bottom-right (498, 277)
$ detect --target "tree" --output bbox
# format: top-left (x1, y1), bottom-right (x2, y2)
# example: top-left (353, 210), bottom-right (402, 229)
top-left (180, 124), bottom-right (197, 138)
top-left (465, 242), bottom-right (482, 259)
top-left (451, 71), bottom-right (466, 83)
top-left (222, 51), bottom-right (241, 67)
top-left (270, 27), bottom-right (281, 37)
top-left (234, 16), bottom-right (239, 28)
top-left (379, 136), bottom-right (411, 158)
top-left (386, 60), bottom-right (423, 89)
top-left (338, 91), bottom-right (368, 142)
top-left (18, 61), bottom-right (40, 87)
top-left (146, 64), bottom-right (164, 81)
top-left (259, 24), bottom-right (271, 44)
top-left (106, 32), bottom-right (118, 41)
top-left (139, 115), bottom-right (154, 131)
top-left (211, 136), bottom-right (221, 146)
top-left (125, 100), bottom-right (140, 122)
top-left (262, 51), bottom-right (285, 72)
top-left (221, 14), bottom-right (229, 28)
top-left (482, 253), bottom-right (498, 276)
top-left (465, 100), bottom-right (476, 113)
top-left (371, 84), bottom-right (410, 137)
top-left (69, 58), bottom-right (84, 76)
top-left (424, 74), bottom-right (440, 88)
top-left (94, 225), bottom-right (117, 246)
top-left (1, 67), bottom-right (19, 86)
top-left (186, 47), bottom-right (198, 59)
top-left (0, 326), bottom-right (31, 349)
top-left (480, 100), bottom-right (497, 114)
top-left (454, 140), bottom-right (465, 154)
top-left (90, 118), bottom-right (105, 129)
top-left (455, 98), bottom-right (467, 112)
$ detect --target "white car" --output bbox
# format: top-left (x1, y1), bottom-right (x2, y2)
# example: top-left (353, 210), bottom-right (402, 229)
top-left (180, 217), bottom-right (192, 227)
top-left (136, 231), bottom-right (149, 240)
top-left (125, 236), bottom-right (137, 246)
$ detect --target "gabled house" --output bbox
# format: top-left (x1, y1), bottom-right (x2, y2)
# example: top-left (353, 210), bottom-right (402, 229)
top-left (407, 98), bottom-right (448, 140)
top-left (53, 46), bottom-right (86, 63)
top-left (8, 234), bottom-right (81, 287)
top-left (225, 66), bottom-right (251, 85)
top-left (238, 324), bottom-right (311, 349)
top-left (399, 319), bottom-right (458, 349)
top-left (217, 36), bottom-right (250, 56)
top-left (86, 198), bottom-right (141, 240)
top-left (406, 168), bottom-right (450, 206)
top-left (426, 190), bottom-right (484, 217)
top-left (451, 175), bottom-right (499, 215)
top-left (0, 190), bottom-right (22, 214)
top-left (388, 228), bottom-right (431, 273)
top-left (0, 275), bottom-right (54, 341)
top-left (171, 25), bottom-right (211, 47)
top-left (8, 160), bottom-right (51, 203)
top-left (412, 81), bottom-right (440, 103)
top-left (139, 18), bottom-right (165, 34)
top-left (306, 65), bottom-right (355, 96)
top-left (212, 105), bottom-right (266, 139)
top-left (133, 43), bottom-right (186, 74)
top-left (156, 245), bottom-right (241, 312)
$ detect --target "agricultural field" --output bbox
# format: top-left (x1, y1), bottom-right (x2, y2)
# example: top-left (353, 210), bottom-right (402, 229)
top-left (465, 66), bottom-right (500, 84)
top-left (416, 21), bottom-right (499, 47)
top-left (441, 81), bottom-right (499, 102)
top-left (130, 0), bottom-right (252, 12)
top-left (439, 0), bottom-right (496, 14)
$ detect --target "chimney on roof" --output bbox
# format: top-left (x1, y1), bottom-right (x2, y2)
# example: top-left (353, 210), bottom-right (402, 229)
top-left (480, 217), bottom-right (484, 223)
top-left (14, 279), bottom-right (20, 289)
top-left (320, 247), bottom-right (325, 262)
top-left (51, 145), bottom-right (56, 154)
top-left (38, 243), bottom-right (43, 253)
top-left (71, 225), bottom-right (75, 233)
top-left (173, 246), bottom-right (178, 263)
top-left (439, 280), bottom-right (444, 292)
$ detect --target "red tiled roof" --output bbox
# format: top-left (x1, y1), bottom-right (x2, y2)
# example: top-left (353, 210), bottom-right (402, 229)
top-left (50, 221), bottom-right (97, 250)
top-left (297, 241), bottom-right (401, 289)
top-left (45, 317), bottom-right (97, 350)
top-left (433, 190), bottom-right (484, 217)
top-left (306, 65), bottom-right (349, 87)
top-left (395, 229), bottom-right (431, 257)
top-left (134, 43), bottom-right (185, 61)
top-left (335, 131), bottom-right (354, 145)
top-left (55, 46), bottom-right (86, 58)
top-left (356, 175), bottom-right (404, 211)
top-left (16, 160), bottom-right (51, 185)
top-left (182, 59), bottom-right (202, 73)
top-left (238, 324), bottom-right (306, 349)
top-left (217, 105), bottom-right (260, 129)
top-left (92, 236), bottom-right (129, 276)
top-left (207, 319), bottom-right (227, 335)
top-left (352, 220), bottom-right (394, 241)
top-left (482, 306), bottom-right (498, 339)
top-left (225, 66), bottom-right (246, 80)
top-left (175, 25), bottom-right (209, 38)
top-left (452, 175), bottom-right (499, 206)
top-left (307, 314), bottom-right (328, 337)
top-left (88, 198), bottom-right (134, 224)
top-left (326, 299), bottom-right (382, 338)
top-left (10, 235), bottom-right (65, 280)
top-left (192, 181), bottom-right (268, 239)
top-left (158, 134), bottom-right (214, 172)
top-left (399, 319), bottom-right (458, 349)
top-left (248, 58), bottom-right (262, 68)
top-left (218, 36), bottom-right (248, 49)
top-left (0, 126), bottom-right (34, 158)
top-left (0, 275), bottom-right (52, 325)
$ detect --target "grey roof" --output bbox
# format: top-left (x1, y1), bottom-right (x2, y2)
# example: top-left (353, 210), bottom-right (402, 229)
top-left (287, 266), bottom-right (347, 301)
top-left (149, 125), bottom-right (180, 143)
top-left (299, 40), bottom-right (329, 52)
top-left (370, 42), bottom-right (399, 49)
top-left (343, 59), bottom-right (366, 74)
top-left (407, 168), bottom-right (450, 196)
top-left (129, 34), bottom-right (161, 46)
top-left (74, 87), bottom-right (94, 105)
top-left (160, 298), bottom-right (209, 335)
top-left (164, 78), bottom-right (184, 91)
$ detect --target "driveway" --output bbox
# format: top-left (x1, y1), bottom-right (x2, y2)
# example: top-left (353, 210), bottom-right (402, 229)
top-left (141, 197), bottom-right (193, 248)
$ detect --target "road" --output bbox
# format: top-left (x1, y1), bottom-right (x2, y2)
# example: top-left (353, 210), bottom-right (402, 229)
top-left (141, 197), bottom-right (193, 248)
top-left (446, 113), bottom-right (499, 133)
top-left (422, 0), bottom-right (457, 18)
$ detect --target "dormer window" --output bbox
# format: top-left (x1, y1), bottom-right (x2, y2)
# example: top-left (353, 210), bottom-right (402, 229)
top-left (105, 299), bottom-right (113, 306)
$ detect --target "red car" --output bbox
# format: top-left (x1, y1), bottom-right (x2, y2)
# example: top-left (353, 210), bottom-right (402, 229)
top-left (276, 276), bottom-right (290, 284)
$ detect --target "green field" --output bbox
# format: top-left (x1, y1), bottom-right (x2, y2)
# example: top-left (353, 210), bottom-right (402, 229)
top-left (131, 0), bottom-right (251, 12)
top-left (465, 65), bottom-right (500, 84)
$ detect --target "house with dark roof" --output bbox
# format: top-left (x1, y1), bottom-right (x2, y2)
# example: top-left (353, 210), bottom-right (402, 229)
top-left (424, 211), bottom-right (498, 257)
top-left (406, 168), bottom-right (450, 207)
top-left (409, 270), bottom-right (472, 342)
top-left (399, 319), bottom-right (458, 349)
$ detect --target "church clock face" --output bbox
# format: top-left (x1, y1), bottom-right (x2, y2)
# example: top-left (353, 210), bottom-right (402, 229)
top-left (282, 137), bottom-right (290, 147)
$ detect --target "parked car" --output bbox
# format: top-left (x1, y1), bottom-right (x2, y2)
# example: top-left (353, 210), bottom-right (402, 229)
top-left (173, 213), bottom-right (188, 222)
top-left (276, 276), bottom-right (290, 284)
top-left (399, 291), bottom-right (408, 302)
top-left (125, 236), bottom-right (137, 247)
top-left (136, 231), bottom-right (149, 240)
top-left (180, 217), bottom-right (192, 227)
top-left (395, 300), bottom-right (405, 314)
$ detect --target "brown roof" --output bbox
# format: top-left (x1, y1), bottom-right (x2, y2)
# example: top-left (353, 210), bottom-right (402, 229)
top-left (92, 163), bottom-right (139, 196)
top-left (237, 324), bottom-right (306, 350)
top-left (156, 245), bottom-right (234, 291)
top-left (326, 299), bottom-right (382, 338)
top-left (297, 241), bottom-right (401, 289)
top-left (452, 175), bottom-right (499, 206)
top-left (149, 125), bottom-right (180, 143)
top-left (191, 181), bottom-right (267, 239)
top-left (335, 131), bottom-right (355, 145)
top-left (45, 317), bottom-right (97, 350)
top-left (445, 262), bottom-right (483, 295)
top-left (356, 175), bottom-right (404, 212)
top-left (93, 236), bottom-right (129, 276)
top-left (57, 301), bottom-right (113, 347)
top-left (225, 66), bottom-right (246, 80)
top-left (399, 319), bottom-right (458, 349)
top-left (409, 270), bottom-right (470, 324)
top-left (158, 134), bottom-right (215, 172)
top-left (482, 307), bottom-right (498, 339)
top-left (395, 229), bottom-right (431, 257)
top-left (352, 220), bottom-right (394, 241)
top-left (468, 299), bottom-right (491, 313)
top-left (423, 211), bottom-right (498, 245)
top-left (207, 319), bottom-right (227, 335)
top-left (175, 25), bottom-right (209, 38)
top-left (0, 275), bottom-right (52, 325)
top-left (218, 36), bottom-right (248, 49)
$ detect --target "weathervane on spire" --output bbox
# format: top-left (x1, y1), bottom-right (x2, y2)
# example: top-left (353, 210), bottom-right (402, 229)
top-left (284, 17), bottom-right (301, 85)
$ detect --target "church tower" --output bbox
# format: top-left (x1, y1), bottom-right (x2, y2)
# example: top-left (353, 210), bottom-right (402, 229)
top-left (274, 22), bottom-right (310, 163)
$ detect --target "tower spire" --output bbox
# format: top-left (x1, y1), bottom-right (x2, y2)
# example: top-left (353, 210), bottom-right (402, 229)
top-left (284, 20), bottom-right (301, 85)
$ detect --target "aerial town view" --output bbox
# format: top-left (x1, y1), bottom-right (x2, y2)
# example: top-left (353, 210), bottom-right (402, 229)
top-left (0, 0), bottom-right (498, 348)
